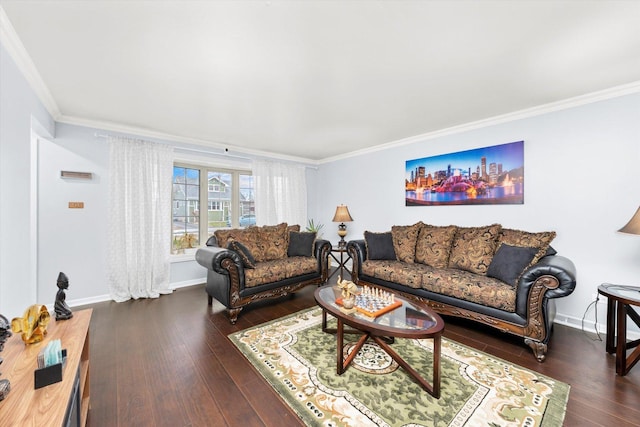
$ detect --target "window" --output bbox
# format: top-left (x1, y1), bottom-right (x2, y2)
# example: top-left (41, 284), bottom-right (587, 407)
top-left (208, 183), bottom-right (223, 192)
top-left (172, 164), bottom-right (254, 253)
top-left (239, 173), bottom-right (255, 220)
top-left (172, 166), bottom-right (200, 252)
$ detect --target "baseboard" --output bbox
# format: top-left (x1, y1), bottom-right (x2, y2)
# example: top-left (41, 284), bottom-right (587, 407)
top-left (554, 313), bottom-right (640, 341)
top-left (57, 294), bottom-right (112, 311)
top-left (170, 278), bottom-right (206, 289)
top-left (57, 278), bottom-right (206, 311)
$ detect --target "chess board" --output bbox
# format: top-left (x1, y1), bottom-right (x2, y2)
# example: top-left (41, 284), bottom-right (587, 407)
top-left (336, 287), bottom-right (402, 318)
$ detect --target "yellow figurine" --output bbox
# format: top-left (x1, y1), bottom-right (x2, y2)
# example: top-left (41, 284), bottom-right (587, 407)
top-left (11, 304), bottom-right (50, 344)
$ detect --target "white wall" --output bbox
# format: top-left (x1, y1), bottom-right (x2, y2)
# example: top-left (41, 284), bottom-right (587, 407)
top-left (0, 42), bottom-right (55, 318)
top-left (313, 93), bottom-right (640, 332)
top-left (36, 124), bottom-right (109, 304)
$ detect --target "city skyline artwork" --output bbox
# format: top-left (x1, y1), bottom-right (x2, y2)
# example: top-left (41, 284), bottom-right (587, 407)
top-left (405, 140), bottom-right (524, 206)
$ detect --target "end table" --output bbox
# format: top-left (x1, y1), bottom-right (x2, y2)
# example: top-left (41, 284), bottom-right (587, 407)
top-left (328, 246), bottom-right (351, 281)
top-left (597, 283), bottom-right (640, 376)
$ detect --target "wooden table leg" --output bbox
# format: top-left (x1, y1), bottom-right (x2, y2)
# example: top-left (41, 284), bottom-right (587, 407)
top-left (616, 301), bottom-right (627, 375)
top-left (335, 322), bottom-right (368, 376)
top-left (605, 297), bottom-right (616, 354)
top-left (337, 317), bottom-right (344, 374)
top-left (372, 335), bottom-right (441, 398)
top-left (432, 335), bottom-right (441, 399)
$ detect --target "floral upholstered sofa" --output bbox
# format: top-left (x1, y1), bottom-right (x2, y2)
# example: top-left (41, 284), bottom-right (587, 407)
top-left (196, 223), bottom-right (331, 323)
top-left (347, 223), bottom-right (576, 361)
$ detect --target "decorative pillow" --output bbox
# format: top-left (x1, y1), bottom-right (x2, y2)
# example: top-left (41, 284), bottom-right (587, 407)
top-left (499, 228), bottom-right (556, 267)
top-left (214, 228), bottom-right (250, 248)
top-left (254, 223), bottom-right (289, 261)
top-left (415, 224), bottom-right (457, 268)
top-left (288, 224), bottom-right (301, 233)
top-left (227, 240), bottom-right (256, 269)
top-left (364, 231), bottom-right (396, 260)
top-left (448, 224), bottom-right (502, 275)
top-left (391, 222), bottom-right (422, 263)
top-left (288, 231), bottom-right (316, 257)
top-left (487, 243), bottom-right (538, 286)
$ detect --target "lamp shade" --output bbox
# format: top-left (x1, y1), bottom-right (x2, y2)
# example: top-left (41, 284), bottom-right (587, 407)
top-left (618, 206), bottom-right (640, 235)
top-left (332, 205), bottom-right (353, 223)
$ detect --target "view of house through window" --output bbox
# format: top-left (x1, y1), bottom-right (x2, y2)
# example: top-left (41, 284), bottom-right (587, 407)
top-left (172, 164), bottom-right (254, 253)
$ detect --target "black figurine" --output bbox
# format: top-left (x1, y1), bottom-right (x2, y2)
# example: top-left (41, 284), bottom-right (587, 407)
top-left (0, 378), bottom-right (9, 401)
top-left (54, 272), bottom-right (73, 320)
top-left (0, 313), bottom-right (10, 401)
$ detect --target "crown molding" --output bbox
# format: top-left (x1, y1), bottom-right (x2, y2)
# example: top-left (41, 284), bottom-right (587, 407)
top-left (0, 6), bottom-right (61, 119)
top-left (57, 114), bottom-right (321, 166)
top-left (320, 80), bottom-right (640, 164)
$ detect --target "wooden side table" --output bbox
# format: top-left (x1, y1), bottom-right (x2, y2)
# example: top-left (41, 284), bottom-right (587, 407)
top-left (598, 283), bottom-right (640, 376)
top-left (328, 246), bottom-right (351, 281)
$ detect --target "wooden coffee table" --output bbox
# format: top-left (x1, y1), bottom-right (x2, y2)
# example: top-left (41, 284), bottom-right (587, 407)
top-left (314, 285), bottom-right (445, 398)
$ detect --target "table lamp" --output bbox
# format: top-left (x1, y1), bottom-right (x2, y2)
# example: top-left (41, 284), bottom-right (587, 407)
top-left (618, 206), bottom-right (640, 235)
top-left (332, 205), bottom-right (354, 248)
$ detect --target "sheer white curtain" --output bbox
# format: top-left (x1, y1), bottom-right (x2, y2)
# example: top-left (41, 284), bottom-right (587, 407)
top-left (253, 160), bottom-right (307, 226)
top-left (107, 136), bottom-right (173, 302)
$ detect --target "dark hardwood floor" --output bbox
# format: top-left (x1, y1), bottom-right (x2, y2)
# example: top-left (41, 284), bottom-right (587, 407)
top-left (78, 275), bottom-right (640, 426)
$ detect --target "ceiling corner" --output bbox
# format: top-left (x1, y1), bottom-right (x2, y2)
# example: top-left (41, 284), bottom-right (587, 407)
top-left (0, 5), bottom-right (61, 120)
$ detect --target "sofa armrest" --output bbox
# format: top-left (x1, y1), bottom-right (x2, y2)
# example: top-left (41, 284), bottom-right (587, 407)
top-left (346, 240), bottom-right (366, 280)
top-left (519, 255), bottom-right (576, 297)
top-left (195, 245), bottom-right (243, 276)
top-left (314, 239), bottom-right (331, 257)
top-left (314, 239), bottom-right (332, 280)
top-left (515, 254), bottom-right (576, 316)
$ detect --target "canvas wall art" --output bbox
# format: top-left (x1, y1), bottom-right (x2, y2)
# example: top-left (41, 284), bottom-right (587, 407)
top-left (405, 141), bottom-right (524, 206)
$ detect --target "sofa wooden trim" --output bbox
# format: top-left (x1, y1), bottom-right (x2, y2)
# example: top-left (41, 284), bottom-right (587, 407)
top-left (347, 239), bottom-right (576, 361)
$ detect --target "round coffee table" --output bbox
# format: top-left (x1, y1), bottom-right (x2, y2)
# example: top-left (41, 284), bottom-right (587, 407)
top-left (314, 285), bottom-right (445, 398)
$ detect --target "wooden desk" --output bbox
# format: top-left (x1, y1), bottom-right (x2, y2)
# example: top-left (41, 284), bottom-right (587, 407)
top-left (598, 284), bottom-right (640, 376)
top-left (0, 309), bottom-right (92, 426)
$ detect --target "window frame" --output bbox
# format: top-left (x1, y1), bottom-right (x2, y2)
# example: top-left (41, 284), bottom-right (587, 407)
top-left (173, 161), bottom-right (253, 253)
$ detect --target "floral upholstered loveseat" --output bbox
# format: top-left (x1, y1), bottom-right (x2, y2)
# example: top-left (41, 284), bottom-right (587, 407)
top-left (196, 223), bottom-right (331, 323)
top-left (347, 223), bottom-right (576, 361)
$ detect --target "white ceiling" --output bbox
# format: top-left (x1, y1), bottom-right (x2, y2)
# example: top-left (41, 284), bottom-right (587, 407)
top-left (1, 1), bottom-right (639, 162)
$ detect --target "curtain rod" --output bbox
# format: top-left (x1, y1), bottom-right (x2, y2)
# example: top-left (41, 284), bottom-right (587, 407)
top-left (94, 132), bottom-right (319, 169)
top-left (94, 132), bottom-right (252, 161)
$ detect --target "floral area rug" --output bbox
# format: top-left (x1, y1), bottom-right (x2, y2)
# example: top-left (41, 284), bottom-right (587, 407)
top-left (229, 307), bottom-right (569, 427)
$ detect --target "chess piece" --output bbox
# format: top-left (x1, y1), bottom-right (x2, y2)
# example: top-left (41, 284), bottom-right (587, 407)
top-left (55, 272), bottom-right (73, 320)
